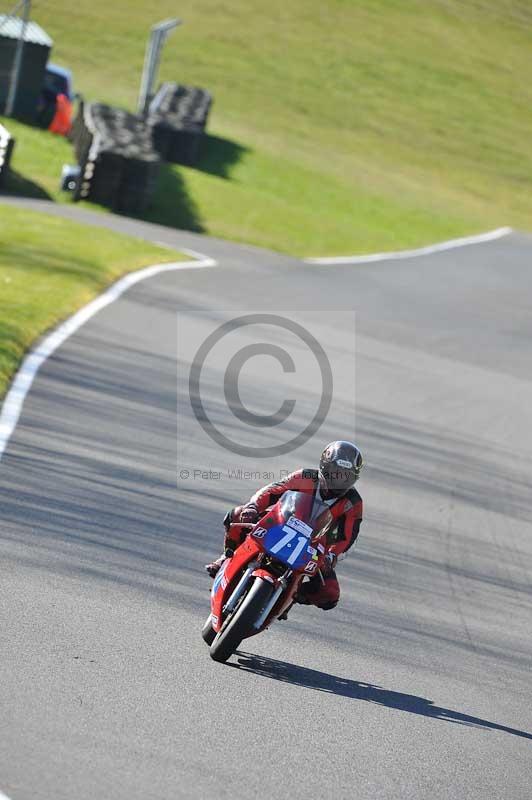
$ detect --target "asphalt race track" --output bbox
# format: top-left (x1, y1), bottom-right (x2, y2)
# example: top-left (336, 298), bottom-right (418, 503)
top-left (1, 199), bottom-right (531, 799)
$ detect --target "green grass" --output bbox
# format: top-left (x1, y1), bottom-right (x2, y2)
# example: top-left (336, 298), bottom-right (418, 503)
top-left (0, 203), bottom-right (184, 398)
top-left (2, 0), bottom-right (532, 255)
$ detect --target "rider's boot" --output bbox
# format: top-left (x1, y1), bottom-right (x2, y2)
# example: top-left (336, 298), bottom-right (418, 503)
top-left (205, 546), bottom-right (236, 578)
top-left (205, 554), bottom-right (226, 578)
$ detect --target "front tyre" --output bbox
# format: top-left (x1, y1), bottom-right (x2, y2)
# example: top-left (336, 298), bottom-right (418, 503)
top-left (209, 578), bottom-right (273, 663)
top-left (201, 614), bottom-right (216, 646)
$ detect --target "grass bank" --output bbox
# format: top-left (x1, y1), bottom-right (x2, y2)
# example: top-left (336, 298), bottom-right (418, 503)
top-left (2, 0), bottom-right (532, 255)
top-left (0, 203), bottom-right (184, 398)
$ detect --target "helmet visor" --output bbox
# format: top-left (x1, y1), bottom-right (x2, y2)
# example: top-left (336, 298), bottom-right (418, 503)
top-left (320, 465), bottom-right (358, 496)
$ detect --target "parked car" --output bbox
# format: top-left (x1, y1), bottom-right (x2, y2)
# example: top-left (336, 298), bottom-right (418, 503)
top-left (37, 63), bottom-right (77, 132)
top-left (43, 63), bottom-right (74, 102)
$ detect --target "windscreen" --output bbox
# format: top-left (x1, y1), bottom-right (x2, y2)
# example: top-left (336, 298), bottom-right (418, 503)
top-left (278, 490), bottom-right (332, 534)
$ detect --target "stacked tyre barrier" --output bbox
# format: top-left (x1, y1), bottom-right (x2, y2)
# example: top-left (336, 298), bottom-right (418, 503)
top-left (0, 123), bottom-right (15, 189)
top-left (148, 83), bottom-right (212, 166)
top-left (70, 102), bottom-right (161, 214)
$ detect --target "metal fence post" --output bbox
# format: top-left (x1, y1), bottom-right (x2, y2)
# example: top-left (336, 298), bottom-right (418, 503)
top-left (137, 18), bottom-right (181, 117)
top-left (5, 0), bottom-right (31, 117)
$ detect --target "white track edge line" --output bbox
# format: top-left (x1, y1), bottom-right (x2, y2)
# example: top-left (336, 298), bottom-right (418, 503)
top-left (0, 790), bottom-right (13, 799)
top-left (0, 253), bottom-right (216, 461)
top-left (305, 227), bottom-right (513, 264)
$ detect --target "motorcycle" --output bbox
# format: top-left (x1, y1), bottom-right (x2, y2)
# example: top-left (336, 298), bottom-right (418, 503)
top-left (202, 490), bottom-right (333, 663)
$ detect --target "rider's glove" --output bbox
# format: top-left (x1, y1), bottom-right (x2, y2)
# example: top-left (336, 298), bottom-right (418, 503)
top-left (240, 503), bottom-right (259, 524)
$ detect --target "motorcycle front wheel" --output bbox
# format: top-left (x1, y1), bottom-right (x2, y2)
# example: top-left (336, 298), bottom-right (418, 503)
top-left (201, 614), bottom-right (216, 646)
top-left (209, 578), bottom-right (273, 663)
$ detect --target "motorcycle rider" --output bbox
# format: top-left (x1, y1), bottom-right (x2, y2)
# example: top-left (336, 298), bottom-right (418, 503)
top-left (205, 441), bottom-right (363, 610)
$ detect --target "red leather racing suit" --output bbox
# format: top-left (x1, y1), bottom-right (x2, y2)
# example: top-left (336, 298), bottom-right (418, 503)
top-left (225, 469), bottom-right (363, 610)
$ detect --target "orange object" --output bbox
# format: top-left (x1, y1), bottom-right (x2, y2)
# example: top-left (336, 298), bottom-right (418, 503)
top-left (49, 93), bottom-right (73, 136)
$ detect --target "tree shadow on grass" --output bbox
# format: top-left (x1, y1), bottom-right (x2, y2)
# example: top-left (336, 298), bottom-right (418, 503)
top-left (1, 168), bottom-right (52, 200)
top-left (196, 134), bottom-right (249, 180)
top-left (0, 240), bottom-right (113, 285)
top-left (138, 133), bottom-right (248, 232)
top-left (230, 652), bottom-right (532, 742)
top-left (0, 134), bottom-right (247, 232)
top-left (141, 162), bottom-right (205, 232)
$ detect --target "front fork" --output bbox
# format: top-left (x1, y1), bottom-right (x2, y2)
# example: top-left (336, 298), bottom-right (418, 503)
top-left (251, 567), bottom-right (295, 630)
top-left (222, 560), bottom-right (260, 615)
top-left (221, 560), bottom-right (296, 633)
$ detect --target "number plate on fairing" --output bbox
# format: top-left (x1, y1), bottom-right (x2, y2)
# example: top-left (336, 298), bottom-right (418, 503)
top-left (285, 516), bottom-right (313, 538)
top-left (261, 522), bottom-right (314, 569)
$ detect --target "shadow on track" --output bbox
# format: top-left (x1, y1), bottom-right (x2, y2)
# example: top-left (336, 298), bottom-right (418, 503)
top-left (230, 652), bottom-right (532, 742)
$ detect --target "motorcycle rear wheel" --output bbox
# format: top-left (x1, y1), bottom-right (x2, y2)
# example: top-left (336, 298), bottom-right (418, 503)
top-left (209, 578), bottom-right (273, 663)
top-left (201, 614), bottom-right (216, 645)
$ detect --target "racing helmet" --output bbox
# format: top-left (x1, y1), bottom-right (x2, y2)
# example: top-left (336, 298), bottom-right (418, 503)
top-left (319, 440), bottom-right (364, 498)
